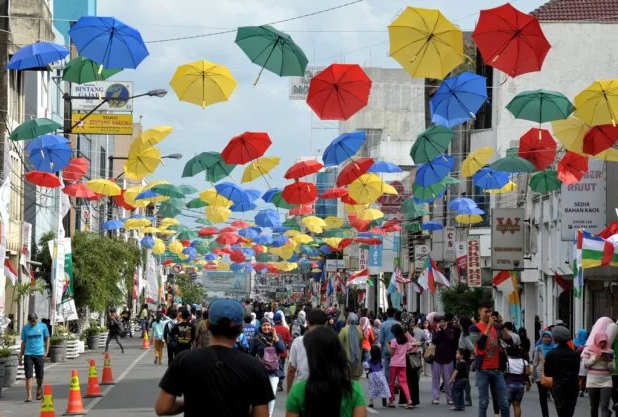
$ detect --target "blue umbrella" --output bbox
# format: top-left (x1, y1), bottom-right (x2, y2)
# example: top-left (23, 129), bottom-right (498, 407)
top-left (135, 189), bottom-right (161, 200)
top-left (253, 235), bottom-right (273, 245)
top-left (422, 221), bottom-right (443, 231)
top-left (141, 236), bottom-right (155, 249)
top-left (271, 235), bottom-right (289, 247)
top-left (262, 188), bottom-right (282, 203)
top-left (239, 228), bottom-right (259, 240)
top-left (215, 182), bottom-right (250, 204)
top-left (473, 168), bottom-right (509, 190)
top-left (204, 253), bottom-right (218, 261)
top-left (231, 263), bottom-right (245, 271)
top-left (448, 197), bottom-right (478, 211)
top-left (28, 142), bottom-right (72, 173)
top-left (322, 131), bottom-right (366, 167)
top-left (130, 213), bottom-right (146, 219)
top-left (244, 264), bottom-right (255, 273)
top-left (457, 206), bottom-right (485, 215)
top-left (430, 72), bottom-right (488, 128)
top-left (368, 161), bottom-right (402, 173)
top-left (245, 189), bottom-right (261, 201)
top-left (250, 226), bottom-right (262, 234)
top-left (255, 209), bottom-right (280, 228)
top-left (230, 201), bottom-right (257, 212)
top-left (287, 252), bottom-right (299, 262)
top-left (68, 16), bottom-right (149, 69)
top-left (101, 219), bottom-right (123, 231)
top-left (272, 226), bottom-right (289, 234)
top-left (415, 154), bottom-right (454, 186)
top-left (319, 245), bottom-right (333, 255)
top-left (7, 42), bottom-right (69, 70)
top-left (24, 135), bottom-right (69, 152)
top-left (241, 248), bottom-right (256, 257)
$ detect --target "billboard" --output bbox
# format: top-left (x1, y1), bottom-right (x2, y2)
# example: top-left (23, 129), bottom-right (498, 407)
top-left (414, 245), bottom-right (430, 270)
top-left (466, 236), bottom-right (481, 287)
top-left (288, 66), bottom-right (326, 100)
top-left (378, 181), bottom-right (411, 220)
top-left (201, 271), bottom-right (248, 301)
top-left (443, 226), bottom-right (456, 261)
top-left (491, 208), bottom-right (525, 270)
top-left (71, 81), bottom-right (133, 112)
top-left (71, 113), bottom-right (133, 135)
top-left (325, 259), bottom-right (345, 272)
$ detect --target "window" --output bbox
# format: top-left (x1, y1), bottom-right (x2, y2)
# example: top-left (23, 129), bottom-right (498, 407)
top-left (100, 146), bottom-right (107, 179)
top-left (362, 129), bottom-right (383, 151)
top-left (474, 49), bottom-right (493, 130)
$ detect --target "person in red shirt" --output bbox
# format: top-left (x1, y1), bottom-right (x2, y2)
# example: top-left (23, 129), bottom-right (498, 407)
top-left (273, 312), bottom-right (292, 392)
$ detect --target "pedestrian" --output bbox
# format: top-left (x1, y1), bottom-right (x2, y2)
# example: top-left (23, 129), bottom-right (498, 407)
top-left (193, 310), bottom-right (209, 349)
top-left (431, 315), bottom-right (456, 405)
top-left (378, 308), bottom-right (400, 381)
top-left (120, 305), bottom-right (132, 337)
top-left (398, 313), bottom-right (422, 408)
top-left (250, 317), bottom-right (286, 417)
top-left (105, 308), bottom-right (125, 354)
top-left (150, 312), bottom-right (170, 365)
top-left (291, 310), bottom-right (307, 340)
top-left (372, 319), bottom-right (381, 344)
top-left (285, 326), bottom-right (366, 417)
top-left (286, 309), bottom-right (328, 392)
top-left (273, 312), bottom-right (292, 392)
top-left (504, 343), bottom-right (529, 417)
top-left (276, 309), bottom-right (289, 329)
top-left (363, 345), bottom-right (390, 408)
top-left (449, 348), bottom-right (470, 411)
top-left (421, 319), bottom-right (432, 376)
top-left (387, 323), bottom-right (415, 409)
top-left (235, 330), bottom-right (249, 353)
top-left (544, 325), bottom-right (581, 417)
top-left (339, 313), bottom-right (364, 381)
top-left (139, 303), bottom-right (149, 338)
top-left (242, 313), bottom-right (258, 346)
top-left (18, 313), bottom-right (49, 402)
top-left (582, 330), bottom-right (615, 417)
top-left (532, 330), bottom-right (556, 417)
top-left (170, 308), bottom-right (194, 353)
top-left (163, 307), bottom-right (178, 365)
top-left (518, 327), bottom-right (531, 361)
top-left (359, 316), bottom-right (375, 363)
top-left (155, 299), bottom-right (274, 417)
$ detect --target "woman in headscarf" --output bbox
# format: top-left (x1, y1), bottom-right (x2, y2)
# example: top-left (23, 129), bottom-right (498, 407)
top-left (574, 328), bottom-right (587, 352)
top-left (532, 330), bottom-right (556, 417)
top-left (291, 310), bottom-right (307, 339)
top-left (338, 313), bottom-right (364, 380)
top-left (359, 316), bottom-right (375, 363)
top-left (583, 330), bottom-right (616, 417)
top-left (276, 309), bottom-right (289, 329)
top-left (518, 327), bottom-right (531, 361)
top-left (372, 319), bottom-right (382, 345)
top-left (250, 312), bottom-right (258, 327)
top-left (397, 313), bottom-right (422, 408)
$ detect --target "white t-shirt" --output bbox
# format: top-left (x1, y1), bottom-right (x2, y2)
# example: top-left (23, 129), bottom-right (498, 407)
top-left (289, 335), bottom-right (309, 382)
top-left (506, 357), bottom-right (528, 375)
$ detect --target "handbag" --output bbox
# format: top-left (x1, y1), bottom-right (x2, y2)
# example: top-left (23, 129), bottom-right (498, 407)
top-left (424, 344), bottom-right (436, 364)
top-left (407, 352), bottom-right (422, 369)
top-left (539, 349), bottom-right (553, 389)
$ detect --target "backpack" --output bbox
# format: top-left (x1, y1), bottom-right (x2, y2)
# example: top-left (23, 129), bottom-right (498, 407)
top-left (165, 321), bottom-right (178, 349)
top-left (258, 336), bottom-right (279, 372)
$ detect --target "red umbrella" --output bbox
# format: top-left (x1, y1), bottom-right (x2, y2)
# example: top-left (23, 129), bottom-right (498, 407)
top-left (203, 263), bottom-right (217, 270)
top-left (63, 183), bottom-right (96, 198)
top-left (355, 237), bottom-right (382, 245)
top-left (583, 125), bottom-right (618, 155)
top-left (472, 3), bottom-right (551, 78)
top-left (180, 240), bottom-right (191, 247)
top-left (162, 259), bottom-right (174, 266)
top-left (62, 157), bottom-right (89, 182)
top-left (113, 189), bottom-right (136, 210)
top-left (338, 238), bottom-right (353, 251)
top-left (219, 226), bottom-right (238, 233)
top-left (320, 187), bottom-right (348, 199)
top-left (25, 171), bottom-right (61, 188)
top-left (230, 250), bottom-right (245, 263)
top-left (348, 213), bottom-right (371, 232)
top-left (284, 160), bottom-right (324, 179)
top-left (282, 182), bottom-right (318, 205)
top-left (254, 262), bottom-right (268, 271)
top-left (216, 232), bottom-right (242, 245)
top-left (87, 193), bottom-right (104, 201)
top-left (221, 132), bottom-right (272, 164)
top-left (306, 64), bottom-right (372, 120)
top-left (558, 152), bottom-right (588, 185)
top-left (289, 205), bottom-right (313, 216)
top-left (231, 220), bottom-right (249, 229)
top-left (340, 194), bottom-right (358, 205)
top-left (336, 158), bottom-right (374, 187)
top-left (252, 244), bottom-right (264, 253)
top-left (220, 248), bottom-right (235, 255)
top-left (383, 224), bottom-right (402, 233)
top-left (519, 128), bottom-right (556, 170)
top-left (367, 227), bottom-right (386, 235)
top-left (198, 226), bottom-right (219, 237)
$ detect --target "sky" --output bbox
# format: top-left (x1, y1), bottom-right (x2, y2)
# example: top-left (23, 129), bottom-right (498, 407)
top-left (97, 0), bottom-right (548, 221)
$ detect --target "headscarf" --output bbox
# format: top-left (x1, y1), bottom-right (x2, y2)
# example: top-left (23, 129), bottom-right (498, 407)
top-left (589, 331), bottom-right (612, 354)
top-left (586, 317), bottom-right (615, 347)
top-left (373, 319), bottom-right (381, 328)
top-left (295, 310), bottom-right (307, 327)
top-left (276, 310), bottom-right (289, 329)
top-left (250, 312), bottom-right (257, 327)
top-left (347, 313), bottom-right (361, 367)
top-left (540, 330), bottom-right (557, 357)
top-left (574, 329), bottom-right (588, 349)
top-left (360, 316), bottom-right (371, 338)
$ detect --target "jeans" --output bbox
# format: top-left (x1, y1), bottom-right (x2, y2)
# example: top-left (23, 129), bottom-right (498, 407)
top-left (537, 381), bottom-right (550, 417)
top-left (432, 361), bottom-right (454, 401)
top-left (267, 375), bottom-right (279, 417)
top-left (554, 388), bottom-right (579, 417)
top-left (589, 387), bottom-right (612, 417)
top-left (166, 344), bottom-right (175, 366)
top-left (383, 355), bottom-right (391, 380)
top-left (465, 363), bottom-right (472, 404)
top-left (105, 333), bottom-right (124, 352)
top-left (451, 379), bottom-right (467, 409)
top-left (140, 319), bottom-right (147, 337)
top-left (389, 366), bottom-right (410, 403)
top-left (476, 370), bottom-right (510, 417)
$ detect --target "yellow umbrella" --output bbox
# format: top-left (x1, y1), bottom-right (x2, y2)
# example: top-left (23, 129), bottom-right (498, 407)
top-left (142, 227), bottom-right (162, 234)
top-left (486, 181), bottom-right (518, 194)
top-left (551, 117), bottom-right (589, 154)
top-left (284, 230), bottom-right (300, 237)
top-left (124, 147), bottom-right (162, 180)
top-left (291, 233), bottom-right (313, 244)
top-left (86, 179), bottom-right (121, 196)
top-left (160, 218), bottom-right (180, 227)
top-left (359, 208), bottom-right (384, 221)
top-left (344, 203), bottom-right (368, 213)
top-left (455, 214), bottom-right (484, 224)
top-left (241, 156), bottom-right (280, 184)
top-left (125, 218), bottom-right (151, 229)
top-left (159, 229), bottom-right (177, 235)
top-left (574, 79), bottom-right (618, 126)
top-left (381, 183), bottom-right (398, 195)
top-left (217, 262), bottom-right (230, 271)
top-left (199, 189), bottom-right (233, 207)
top-left (302, 216), bottom-right (327, 234)
top-left (462, 147), bottom-right (494, 177)
top-left (324, 216), bottom-right (344, 229)
top-left (349, 173), bottom-right (384, 204)
top-left (169, 241), bottom-right (184, 254)
top-left (128, 126), bottom-right (173, 156)
top-left (593, 148), bottom-right (618, 162)
top-left (123, 186), bottom-right (148, 208)
top-left (323, 237), bottom-right (343, 249)
top-left (169, 60), bottom-right (238, 108)
top-left (206, 206), bottom-right (231, 224)
top-left (152, 239), bottom-right (166, 255)
top-left (388, 7), bottom-right (463, 80)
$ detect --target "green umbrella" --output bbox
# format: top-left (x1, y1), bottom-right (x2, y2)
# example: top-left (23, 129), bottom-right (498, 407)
top-left (440, 176), bottom-right (460, 186)
top-left (206, 158), bottom-right (237, 183)
top-left (255, 253), bottom-right (270, 262)
top-left (178, 185), bottom-right (198, 195)
top-left (194, 240), bottom-right (210, 255)
top-left (405, 222), bottom-right (422, 232)
top-left (410, 125), bottom-right (453, 164)
top-left (62, 56), bottom-right (122, 84)
top-left (235, 25), bottom-right (308, 84)
top-left (529, 170), bottom-right (562, 193)
top-left (506, 89), bottom-right (575, 123)
top-left (176, 227), bottom-right (198, 240)
top-left (10, 118), bottom-right (62, 140)
top-left (196, 218), bottom-right (213, 225)
top-left (158, 199), bottom-right (184, 218)
top-left (412, 182), bottom-right (447, 202)
top-left (402, 197), bottom-right (429, 219)
top-left (151, 184), bottom-right (186, 199)
top-left (186, 198), bottom-right (207, 209)
top-left (182, 152), bottom-right (222, 178)
top-left (490, 152), bottom-right (537, 173)
top-left (323, 229), bottom-right (345, 238)
top-left (272, 192), bottom-right (299, 210)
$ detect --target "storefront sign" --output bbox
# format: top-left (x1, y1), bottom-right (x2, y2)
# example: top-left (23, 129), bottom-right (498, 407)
top-left (71, 113), bottom-right (134, 135)
top-left (455, 241), bottom-right (467, 271)
top-left (491, 208), bottom-right (525, 270)
top-left (288, 66), bottom-right (326, 100)
top-left (71, 81), bottom-right (133, 112)
top-left (414, 245), bottom-right (430, 271)
top-left (325, 259), bottom-right (345, 272)
top-left (467, 236), bottom-right (481, 287)
top-left (359, 248), bottom-right (367, 270)
top-left (443, 226), bottom-right (456, 261)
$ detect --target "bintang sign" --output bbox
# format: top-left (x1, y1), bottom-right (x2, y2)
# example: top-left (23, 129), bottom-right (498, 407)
top-left (491, 208), bottom-right (525, 271)
top-left (466, 236), bottom-right (481, 287)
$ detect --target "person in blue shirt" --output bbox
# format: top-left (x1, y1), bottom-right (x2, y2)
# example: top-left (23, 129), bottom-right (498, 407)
top-left (378, 308), bottom-right (400, 381)
top-left (18, 313), bottom-right (50, 402)
top-left (242, 313), bottom-right (257, 346)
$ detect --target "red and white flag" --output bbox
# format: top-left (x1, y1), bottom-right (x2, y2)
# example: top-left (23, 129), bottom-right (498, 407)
top-left (347, 268), bottom-right (369, 286)
top-left (4, 259), bottom-right (17, 285)
top-left (492, 271), bottom-right (515, 294)
top-left (394, 266), bottom-right (411, 284)
top-left (554, 272), bottom-right (573, 297)
top-left (418, 256), bottom-right (449, 294)
top-left (413, 282), bottom-right (424, 294)
top-left (358, 289), bottom-right (366, 305)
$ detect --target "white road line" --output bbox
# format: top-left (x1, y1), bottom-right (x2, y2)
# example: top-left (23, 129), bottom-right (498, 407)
top-left (84, 349), bottom-right (151, 413)
top-left (366, 406), bottom-right (379, 414)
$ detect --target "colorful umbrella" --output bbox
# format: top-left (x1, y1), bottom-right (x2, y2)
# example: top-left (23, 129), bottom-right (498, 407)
top-left (62, 157), bottom-right (90, 182)
top-left (186, 198), bottom-right (207, 209)
top-left (320, 187), bottom-right (348, 199)
top-left (241, 156), bottom-right (280, 183)
top-left (87, 179), bottom-right (121, 196)
top-left (551, 117), bottom-right (589, 155)
top-left (388, 7), bottom-right (463, 80)
top-left (422, 221), bottom-right (443, 231)
top-left (62, 56), bottom-right (122, 84)
top-left (430, 72), bottom-right (487, 128)
top-left (359, 209), bottom-right (384, 221)
top-left (255, 209), bottom-right (281, 228)
top-left (412, 182), bottom-right (446, 203)
top-left (306, 63), bottom-right (372, 120)
top-left (448, 198), bottom-right (477, 212)
top-left (10, 118), bottom-right (61, 141)
top-left (491, 151), bottom-right (537, 173)
top-left (506, 90), bottom-right (575, 123)
top-left (473, 168), bottom-right (509, 190)
top-left (368, 161), bottom-right (401, 173)
top-left (216, 232), bottom-right (242, 245)
top-left (472, 3), bottom-right (550, 78)
top-left (336, 158), bottom-right (374, 187)
top-left (289, 206), bottom-right (313, 216)
top-left (461, 147), bottom-right (494, 177)
top-left (182, 152), bottom-right (221, 178)
top-left (322, 131), bottom-right (366, 167)
top-left (348, 173), bottom-right (386, 204)
top-left (410, 125), bottom-right (453, 164)
top-left (133, 126), bottom-right (173, 150)
top-left (282, 182), bottom-right (318, 205)
top-left (574, 80), bottom-right (618, 127)
top-left (7, 41), bottom-right (69, 70)
top-left (284, 160), bottom-right (324, 179)
top-left (26, 135), bottom-right (72, 173)
top-left (271, 191), bottom-right (299, 209)
top-left (123, 147), bottom-right (162, 180)
top-left (102, 219), bottom-right (124, 231)
top-left (206, 157), bottom-right (237, 183)
top-left (455, 214), bottom-right (484, 225)
top-left (405, 222), bottom-right (423, 232)
top-left (557, 152), bottom-right (588, 185)
top-left (63, 183), bottom-right (96, 198)
top-left (529, 170), bottom-right (561, 194)
top-left (440, 176), bottom-right (460, 186)
top-left (415, 154), bottom-right (454, 186)
top-left (582, 125), bottom-right (618, 155)
top-left (402, 197), bottom-right (429, 218)
top-left (519, 128), bottom-right (556, 170)
top-left (261, 188), bottom-right (282, 203)
top-left (25, 171), bottom-right (61, 188)
top-left (169, 60), bottom-right (237, 108)
top-left (150, 183), bottom-right (186, 199)
top-left (486, 181), bottom-right (517, 194)
top-left (222, 132), bottom-right (272, 165)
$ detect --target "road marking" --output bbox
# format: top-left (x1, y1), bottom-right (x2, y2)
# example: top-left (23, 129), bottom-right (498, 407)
top-left (366, 406), bottom-right (379, 414)
top-left (84, 349), bottom-right (151, 412)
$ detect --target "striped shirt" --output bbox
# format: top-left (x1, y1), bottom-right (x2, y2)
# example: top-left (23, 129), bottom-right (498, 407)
top-left (582, 347), bottom-right (616, 388)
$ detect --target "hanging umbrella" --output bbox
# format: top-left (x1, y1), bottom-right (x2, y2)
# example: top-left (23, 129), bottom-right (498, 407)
top-left (132, 126), bottom-right (173, 151)
top-left (176, 228), bottom-right (198, 240)
top-left (262, 188), bottom-right (282, 203)
top-left (62, 157), bottom-right (90, 182)
top-left (282, 182), bottom-right (318, 205)
top-left (198, 227), bottom-right (219, 237)
top-left (455, 214), bottom-right (484, 225)
top-left (368, 161), bottom-right (401, 173)
top-left (405, 222), bottom-right (423, 232)
top-left (25, 171), bottom-right (61, 188)
top-left (415, 154), bottom-right (454, 186)
top-left (388, 7), bottom-right (463, 80)
top-left (448, 198), bottom-right (477, 212)
top-left (289, 206), bottom-right (313, 216)
top-left (178, 185), bottom-right (198, 195)
top-left (216, 232), bottom-right (242, 245)
top-left (150, 184), bottom-right (186, 199)
top-left (440, 176), bottom-right (460, 186)
top-left (306, 63), bottom-right (372, 120)
top-left (412, 182), bottom-right (447, 203)
top-left (230, 201), bottom-right (257, 213)
top-left (518, 128), bottom-right (557, 170)
top-left (490, 148), bottom-right (537, 173)
top-left (336, 158), bottom-right (374, 187)
top-left (135, 189), bottom-right (164, 202)
top-left (558, 152), bottom-right (588, 185)
top-left (182, 152), bottom-right (221, 178)
top-left (63, 183), bottom-right (96, 198)
top-left (271, 191), bottom-right (299, 209)
top-left (348, 173), bottom-right (386, 204)
top-left (320, 187), bottom-right (348, 199)
top-left (422, 221), bottom-right (443, 231)
top-left (87, 179), bottom-right (121, 196)
top-left (430, 72), bottom-right (487, 128)
top-left (410, 125), bottom-right (453, 164)
top-left (506, 89), bottom-right (575, 123)
top-left (62, 56), bottom-right (122, 84)
top-left (486, 181), bottom-right (518, 195)
top-left (255, 209), bottom-right (281, 228)
top-left (582, 125), bottom-right (618, 155)
top-left (68, 16), bottom-right (149, 69)
top-left (207, 158), bottom-right (237, 183)
top-left (402, 197), bottom-right (429, 218)
top-left (574, 80), bottom-right (618, 126)
top-left (222, 132), bottom-right (272, 165)
top-left (124, 147), bottom-right (162, 180)
top-left (241, 156), bottom-right (280, 183)
top-left (186, 198), bottom-right (207, 209)
top-left (26, 135), bottom-right (72, 173)
top-left (473, 168), bottom-right (509, 190)
top-left (456, 206), bottom-right (485, 216)
top-left (158, 199), bottom-right (185, 218)
top-left (461, 147), bottom-right (494, 177)
top-left (472, 3), bottom-right (550, 78)
top-left (10, 118), bottom-right (62, 141)
top-left (324, 216), bottom-right (344, 229)
top-left (551, 117), bottom-right (589, 155)
top-left (235, 25), bottom-right (308, 84)
top-left (359, 209), bottom-right (384, 221)
top-left (302, 216), bottom-right (327, 234)
top-left (7, 41), bottom-right (69, 70)
top-left (529, 170), bottom-right (562, 194)
top-left (101, 219), bottom-right (124, 231)
top-left (125, 217), bottom-right (150, 229)
top-left (322, 131), bottom-right (366, 167)
top-left (215, 182), bottom-right (251, 205)
top-left (169, 60), bottom-right (237, 108)
top-left (284, 160), bottom-right (324, 179)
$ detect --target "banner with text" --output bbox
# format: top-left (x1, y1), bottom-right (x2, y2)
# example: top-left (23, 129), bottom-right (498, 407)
top-left (467, 236), bottom-right (482, 287)
top-left (491, 208), bottom-right (525, 270)
top-left (443, 226), bottom-right (456, 262)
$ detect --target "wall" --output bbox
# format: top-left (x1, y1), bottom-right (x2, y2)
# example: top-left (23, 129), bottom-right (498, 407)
top-left (53, 0), bottom-right (97, 46)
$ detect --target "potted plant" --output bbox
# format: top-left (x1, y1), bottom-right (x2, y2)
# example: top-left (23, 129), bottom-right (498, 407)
top-left (84, 326), bottom-right (100, 351)
top-left (0, 329), bottom-right (17, 388)
top-left (49, 335), bottom-right (67, 363)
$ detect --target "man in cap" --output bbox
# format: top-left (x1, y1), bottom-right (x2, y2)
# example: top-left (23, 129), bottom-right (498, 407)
top-left (18, 313), bottom-right (50, 402)
top-left (544, 325), bottom-right (580, 417)
top-left (155, 299), bottom-right (274, 417)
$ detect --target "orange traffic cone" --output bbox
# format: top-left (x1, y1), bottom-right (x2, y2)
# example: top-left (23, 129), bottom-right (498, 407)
top-left (100, 353), bottom-right (115, 386)
top-left (63, 370), bottom-right (85, 416)
top-left (40, 384), bottom-right (55, 417)
top-left (84, 360), bottom-right (103, 398)
top-left (142, 331), bottom-right (150, 349)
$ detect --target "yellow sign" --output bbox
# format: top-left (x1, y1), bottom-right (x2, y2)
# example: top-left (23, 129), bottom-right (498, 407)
top-left (71, 113), bottom-right (133, 135)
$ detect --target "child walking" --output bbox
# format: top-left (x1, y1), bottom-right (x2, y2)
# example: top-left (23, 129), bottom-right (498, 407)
top-left (505, 344), bottom-right (530, 417)
top-left (449, 348), bottom-right (470, 411)
top-left (363, 345), bottom-right (391, 408)
top-left (388, 324), bottom-right (416, 409)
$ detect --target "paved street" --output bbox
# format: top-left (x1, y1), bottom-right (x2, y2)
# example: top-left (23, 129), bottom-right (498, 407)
top-left (0, 336), bottom-right (593, 416)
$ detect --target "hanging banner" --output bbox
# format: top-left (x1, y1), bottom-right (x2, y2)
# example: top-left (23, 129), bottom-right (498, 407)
top-left (20, 222), bottom-right (32, 280)
top-left (359, 248), bottom-right (367, 271)
top-left (58, 238), bottom-right (77, 321)
top-left (491, 208), bottom-right (525, 270)
top-left (443, 226), bottom-right (456, 262)
top-left (368, 244), bottom-right (383, 267)
top-left (414, 245), bottom-right (430, 271)
top-left (145, 250), bottom-right (158, 304)
top-left (467, 236), bottom-right (482, 287)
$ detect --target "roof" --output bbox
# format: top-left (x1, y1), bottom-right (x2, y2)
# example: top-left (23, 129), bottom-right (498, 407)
top-left (531, 0), bottom-right (618, 22)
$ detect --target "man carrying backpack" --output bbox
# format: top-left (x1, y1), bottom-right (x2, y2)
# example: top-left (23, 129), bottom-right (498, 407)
top-left (170, 308), bottom-right (195, 354)
top-left (105, 308), bottom-right (125, 354)
top-left (163, 307), bottom-right (178, 365)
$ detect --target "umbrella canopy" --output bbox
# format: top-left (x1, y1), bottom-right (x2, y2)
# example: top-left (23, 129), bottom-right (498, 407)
top-left (282, 182), bottom-right (318, 205)
top-left (124, 147), bottom-right (162, 180)
top-left (271, 191), bottom-right (299, 209)
top-left (63, 183), bottom-right (96, 198)
top-left (430, 72), bottom-right (487, 128)
top-left (320, 187), bottom-right (348, 199)
top-left (456, 214), bottom-right (484, 225)
top-left (359, 208), bottom-right (384, 221)
top-left (284, 160), bottom-right (323, 179)
top-left (87, 179), bottom-right (121, 196)
top-left (558, 152), bottom-right (588, 185)
top-left (491, 152), bottom-right (537, 173)
top-left (461, 147), bottom-right (494, 177)
top-left (102, 219), bottom-right (124, 231)
top-left (519, 128), bottom-right (557, 170)
top-left (214, 182), bottom-right (251, 206)
top-left (448, 198), bottom-right (478, 212)
top-left (422, 221), bottom-right (443, 231)
top-left (410, 125), bottom-right (453, 164)
top-left (322, 131), bottom-right (366, 167)
top-left (186, 198), bottom-right (207, 209)
top-left (222, 132), bottom-right (272, 165)
top-left (336, 158), bottom-right (374, 187)
top-left (582, 125), bottom-right (618, 155)
top-left (132, 126), bottom-right (173, 150)
top-left (306, 63), bottom-right (372, 120)
top-left (402, 197), bottom-right (429, 218)
top-left (412, 182), bottom-right (447, 203)
top-left (368, 161), bottom-right (402, 173)
top-left (182, 152), bottom-right (221, 177)
top-left (472, 3), bottom-right (550, 78)
top-left (415, 154), bottom-right (454, 186)
top-left (473, 168), bottom-right (509, 190)
top-left (255, 209), bottom-right (281, 228)
top-left (68, 16), bottom-right (149, 69)
top-left (235, 25), bottom-right (308, 83)
top-left (7, 41), bottom-right (69, 70)
top-left (349, 173), bottom-right (386, 204)
top-left (261, 188), bottom-right (282, 203)
top-left (574, 79), bottom-right (618, 126)
top-left (10, 118), bottom-right (61, 141)
top-left (486, 181), bottom-right (518, 194)
top-left (25, 171), bottom-right (61, 188)
top-left (289, 206), bottom-right (313, 216)
top-left (169, 60), bottom-right (237, 108)
top-left (150, 183), bottom-right (186, 199)
top-left (62, 56), bottom-right (122, 84)
top-left (241, 156), bottom-right (280, 183)
top-left (529, 170), bottom-right (562, 194)
top-left (26, 135), bottom-right (72, 173)
top-left (551, 117), bottom-right (590, 155)
top-left (62, 157), bottom-right (90, 182)
top-left (206, 157), bottom-right (237, 183)
top-left (388, 7), bottom-right (463, 80)
top-left (441, 176), bottom-right (460, 186)
top-left (506, 89), bottom-right (575, 123)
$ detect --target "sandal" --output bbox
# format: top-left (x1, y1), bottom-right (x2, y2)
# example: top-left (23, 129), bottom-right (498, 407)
top-left (36, 388), bottom-right (43, 400)
top-left (406, 404), bottom-right (415, 409)
top-left (387, 402), bottom-right (396, 408)
top-left (24, 399), bottom-right (32, 403)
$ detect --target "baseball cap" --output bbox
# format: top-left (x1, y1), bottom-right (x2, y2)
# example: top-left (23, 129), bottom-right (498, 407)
top-left (209, 299), bottom-right (244, 327)
top-left (273, 312), bottom-right (282, 322)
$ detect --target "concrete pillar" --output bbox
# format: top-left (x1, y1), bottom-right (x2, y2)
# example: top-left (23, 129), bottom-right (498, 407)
top-left (573, 286), bottom-right (584, 331)
top-left (367, 275), bottom-right (377, 313)
top-left (524, 282), bottom-right (537, 351)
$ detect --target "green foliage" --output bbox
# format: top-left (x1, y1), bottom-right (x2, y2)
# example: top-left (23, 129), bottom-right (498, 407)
top-left (175, 273), bottom-right (205, 306)
top-left (439, 283), bottom-right (492, 318)
top-left (84, 326), bottom-right (101, 337)
top-left (0, 348), bottom-right (12, 357)
top-left (11, 281), bottom-right (45, 307)
top-left (0, 329), bottom-right (16, 348)
top-left (34, 231), bottom-right (55, 291)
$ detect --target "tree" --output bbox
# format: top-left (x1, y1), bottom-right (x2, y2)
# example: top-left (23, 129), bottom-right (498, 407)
top-left (439, 283), bottom-right (492, 318)
top-left (34, 231), bottom-right (55, 292)
top-left (175, 273), bottom-right (205, 306)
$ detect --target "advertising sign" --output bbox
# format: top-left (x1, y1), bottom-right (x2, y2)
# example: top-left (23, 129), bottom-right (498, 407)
top-left (467, 236), bottom-right (482, 287)
top-left (368, 245), bottom-right (383, 267)
top-left (288, 66), bottom-right (326, 100)
top-left (414, 245), bottom-right (430, 270)
top-left (359, 248), bottom-right (367, 270)
top-left (560, 158), bottom-right (606, 240)
top-left (71, 81), bottom-right (133, 112)
top-left (377, 181), bottom-right (411, 220)
top-left (455, 241), bottom-right (467, 271)
top-left (491, 208), bottom-right (525, 270)
top-left (71, 113), bottom-right (133, 135)
top-left (443, 226), bottom-right (456, 261)
top-left (201, 271), bottom-right (248, 301)
top-left (325, 259), bottom-right (345, 272)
